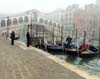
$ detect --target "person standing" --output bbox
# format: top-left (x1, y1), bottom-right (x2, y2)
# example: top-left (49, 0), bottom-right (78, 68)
top-left (10, 30), bottom-right (15, 45)
top-left (26, 32), bottom-right (31, 47)
top-left (66, 36), bottom-right (72, 48)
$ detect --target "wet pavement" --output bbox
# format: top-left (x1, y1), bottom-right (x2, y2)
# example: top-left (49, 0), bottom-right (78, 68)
top-left (0, 37), bottom-right (85, 79)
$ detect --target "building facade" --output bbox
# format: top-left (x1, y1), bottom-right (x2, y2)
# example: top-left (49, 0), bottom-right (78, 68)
top-left (65, 4), bottom-right (80, 37)
top-left (83, 4), bottom-right (100, 39)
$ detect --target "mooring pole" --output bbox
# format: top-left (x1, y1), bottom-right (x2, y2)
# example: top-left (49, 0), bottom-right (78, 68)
top-left (99, 28), bottom-right (100, 46)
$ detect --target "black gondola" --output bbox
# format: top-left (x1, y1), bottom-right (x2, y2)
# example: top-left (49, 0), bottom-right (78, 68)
top-left (64, 36), bottom-right (100, 57)
top-left (80, 50), bottom-right (99, 58)
top-left (64, 44), bottom-right (100, 58)
top-left (47, 44), bottom-right (63, 52)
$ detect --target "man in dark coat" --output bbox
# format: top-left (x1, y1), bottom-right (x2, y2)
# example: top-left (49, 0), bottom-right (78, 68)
top-left (10, 30), bottom-right (15, 45)
top-left (66, 36), bottom-right (72, 48)
top-left (26, 32), bottom-right (31, 47)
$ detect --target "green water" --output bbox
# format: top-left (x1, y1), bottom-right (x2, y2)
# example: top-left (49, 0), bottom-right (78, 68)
top-left (54, 54), bottom-right (100, 77)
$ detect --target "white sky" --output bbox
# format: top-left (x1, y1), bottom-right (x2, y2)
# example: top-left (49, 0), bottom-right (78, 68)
top-left (0, 0), bottom-right (96, 14)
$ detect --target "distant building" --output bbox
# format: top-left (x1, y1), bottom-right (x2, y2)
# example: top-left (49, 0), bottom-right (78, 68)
top-left (65, 4), bottom-right (80, 37)
top-left (47, 9), bottom-right (65, 23)
top-left (83, 4), bottom-right (100, 39)
top-left (74, 9), bottom-right (84, 37)
top-left (47, 9), bottom-right (66, 39)
top-left (96, 0), bottom-right (100, 5)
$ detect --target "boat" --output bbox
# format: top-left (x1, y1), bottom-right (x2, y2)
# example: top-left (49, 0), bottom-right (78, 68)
top-left (47, 19), bottom-right (64, 52)
top-left (80, 49), bottom-right (99, 58)
top-left (64, 38), bottom-right (83, 55)
top-left (64, 44), bottom-right (99, 58)
top-left (80, 45), bottom-right (100, 58)
top-left (47, 44), bottom-right (64, 52)
top-left (64, 38), bottom-right (100, 58)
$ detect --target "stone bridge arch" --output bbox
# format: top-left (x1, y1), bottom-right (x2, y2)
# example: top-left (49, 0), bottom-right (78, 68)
top-left (1, 20), bottom-right (6, 27)
top-left (19, 17), bottom-right (23, 24)
top-left (24, 16), bottom-right (29, 23)
top-left (13, 18), bottom-right (18, 25)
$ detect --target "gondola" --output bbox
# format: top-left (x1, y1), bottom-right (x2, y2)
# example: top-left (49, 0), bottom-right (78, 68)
top-left (64, 39), bottom-right (83, 56)
top-left (81, 45), bottom-right (100, 58)
top-left (80, 45), bottom-right (100, 58)
top-left (64, 42), bottom-right (100, 58)
top-left (64, 48), bottom-right (82, 56)
top-left (80, 49), bottom-right (99, 58)
top-left (64, 48), bottom-right (99, 58)
top-left (47, 44), bottom-right (64, 52)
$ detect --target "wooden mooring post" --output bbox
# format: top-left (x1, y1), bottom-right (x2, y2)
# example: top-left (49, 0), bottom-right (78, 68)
top-left (98, 28), bottom-right (100, 55)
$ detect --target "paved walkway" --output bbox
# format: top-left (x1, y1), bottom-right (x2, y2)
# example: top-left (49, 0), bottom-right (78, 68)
top-left (0, 37), bottom-right (85, 79)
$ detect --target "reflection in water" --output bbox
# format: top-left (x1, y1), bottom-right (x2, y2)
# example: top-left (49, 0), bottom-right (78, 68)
top-left (66, 55), bottom-right (77, 63)
top-left (79, 57), bottom-right (95, 65)
top-left (68, 56), bottom-right (100, 76)
top-left (55, 53), bottom-right (100, 76)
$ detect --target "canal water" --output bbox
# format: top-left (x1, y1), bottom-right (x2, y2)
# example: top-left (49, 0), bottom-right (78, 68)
top-left (17, 28), bottom-right (100, 77)
top-left (54, 53), bottom-right (100, 77)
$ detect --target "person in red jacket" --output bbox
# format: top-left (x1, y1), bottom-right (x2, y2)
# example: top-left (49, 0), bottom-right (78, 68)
top-left (79, 42), bottom-right (88, 51)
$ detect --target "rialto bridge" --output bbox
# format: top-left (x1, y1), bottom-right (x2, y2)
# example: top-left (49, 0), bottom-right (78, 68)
top-left (0, 10), bottom-right (63, 42)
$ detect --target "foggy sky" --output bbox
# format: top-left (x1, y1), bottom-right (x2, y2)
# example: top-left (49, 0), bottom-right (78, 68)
top-left (0, 0), bottom-right (96, 14)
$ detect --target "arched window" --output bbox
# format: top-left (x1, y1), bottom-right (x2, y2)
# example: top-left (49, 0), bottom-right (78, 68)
top-left (1, 20), bottom-right (5, 27)
top-left (24, 16), bottom-right (29, 22)
top-left (19, 17), bottom-right (23, 23)
top-left (13, 18), bottom-right (18, 25)
top-left (49, 21), bottom-right (52, 26)
top-left (7, 19), bottom-right (12, 26)
top-left (39, 18), bottom-right (43, 23)
top-left (45, 19), bottom-right (48, 24)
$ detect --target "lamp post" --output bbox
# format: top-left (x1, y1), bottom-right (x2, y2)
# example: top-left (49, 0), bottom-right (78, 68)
top-left (6, 16), bottom-right (9, 40)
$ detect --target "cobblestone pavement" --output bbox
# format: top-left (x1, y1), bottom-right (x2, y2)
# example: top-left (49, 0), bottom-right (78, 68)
top-left (0, 38), bottom-right (85, 79)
